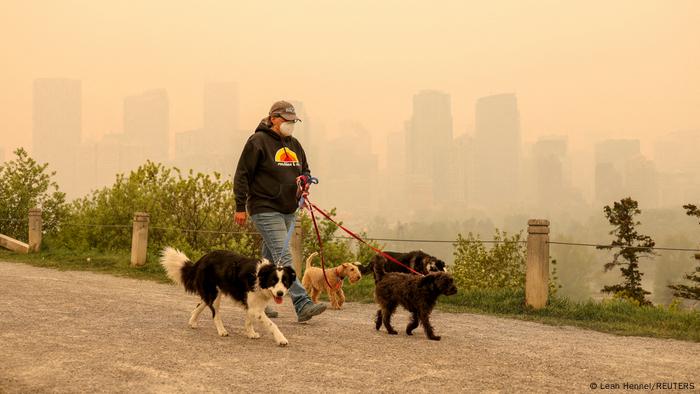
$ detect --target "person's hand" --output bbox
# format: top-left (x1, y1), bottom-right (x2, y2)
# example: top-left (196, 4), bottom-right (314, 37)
top-left (234, 211), bottom-right (248, 226)
top-left (296, 175), bottom-right (310, 191)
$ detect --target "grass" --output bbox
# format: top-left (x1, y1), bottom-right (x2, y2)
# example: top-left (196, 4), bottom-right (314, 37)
top-left (0, 248), bottom-right (170, 283)
top-left (2, 248), bottom-right (699, 342)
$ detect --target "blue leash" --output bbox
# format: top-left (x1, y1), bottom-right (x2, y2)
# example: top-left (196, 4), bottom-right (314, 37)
top-left (274, 176), bottom-right (319, 266)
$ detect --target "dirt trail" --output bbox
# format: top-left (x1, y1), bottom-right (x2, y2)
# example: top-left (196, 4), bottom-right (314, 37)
top-left (0, 261), bottom-right (698, 393)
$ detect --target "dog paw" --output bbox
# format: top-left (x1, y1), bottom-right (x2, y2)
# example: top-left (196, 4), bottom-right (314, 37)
top-left (276, 337), bottom-right (289, 347)
top-left (387, 330), bottom-right (398, 335)
top-left (188, 322), bottom-right (198, 329)
top-left (218, 329), bottom-right (229, 337)
top-left (246, 331), bottom-right (261, 339)
top-left (406, 331), bottom-right (413, 336)
top-left (429, 335), bottom-right (441, 341)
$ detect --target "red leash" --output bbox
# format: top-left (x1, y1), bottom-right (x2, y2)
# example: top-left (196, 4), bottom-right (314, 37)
top-left (305, 199), bottom-right (424, 277)
top-left (306, 197), bottom-right (339, 289)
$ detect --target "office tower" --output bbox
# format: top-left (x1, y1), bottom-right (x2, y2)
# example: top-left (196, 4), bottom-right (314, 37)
top-left (532, 136), bottom-right (569, 207)
top-left (285, 100), bottom-right (321, 170)
top-left (321, 121), bottom-right (379, 213)
top-left (625, 155), bottom-right (659, 208)
top-left (472, 93), bottom-right (521, 210)
top-left (653, 130), bottom-right (700, 206)
top-left (204, 82), bottom-right (239, 155)
top-left (594, 139), bottom-right (640, 204)
top-left (405, 90), bottom-right (453, 207)
top-left (32, 78), bottom-right (82, 196)
top-left (123, 89), bottom-right (169, 164)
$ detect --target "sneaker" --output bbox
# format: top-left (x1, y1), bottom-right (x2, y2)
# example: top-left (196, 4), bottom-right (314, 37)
top-left (297, 302), bottom-right (327, 322)
top-left (265, 306), bottom-right (279, 318)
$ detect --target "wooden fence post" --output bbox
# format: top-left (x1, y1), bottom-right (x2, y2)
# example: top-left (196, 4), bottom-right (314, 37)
top-left (130, 212), bottom-right (149, 267)
top-left (291, 216), bottom-right (303, 275)
top-left (0, 234), bottom-right (29, 254)
top-left (28, 208), bottom-right (42, 253)
top-left (525, 219), bottom-right (550, 309)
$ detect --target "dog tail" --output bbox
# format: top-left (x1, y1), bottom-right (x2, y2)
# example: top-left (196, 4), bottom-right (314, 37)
top-left (160, 247), bottom-right (196, 292)
top-left (305, 252), bottom-right (319, 270)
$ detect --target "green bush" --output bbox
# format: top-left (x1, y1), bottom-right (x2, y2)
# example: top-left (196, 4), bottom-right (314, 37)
top-left (0, 148), bottom-right (67, 241)
top-left (48, 161), bottom-right (257, 258)
top-left (451, 230), bottom-right (527, 291)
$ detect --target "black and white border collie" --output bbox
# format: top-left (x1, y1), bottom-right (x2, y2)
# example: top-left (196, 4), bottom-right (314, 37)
top-left (160, 247), bottom-right (296, 346)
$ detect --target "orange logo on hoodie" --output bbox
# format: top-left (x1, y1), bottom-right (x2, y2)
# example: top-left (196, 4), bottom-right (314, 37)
top-left (274, 147), bottom-right (299, 166)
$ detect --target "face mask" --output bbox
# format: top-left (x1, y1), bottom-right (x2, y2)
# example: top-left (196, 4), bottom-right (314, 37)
top-left (280, 121), bottom-right (295, 136)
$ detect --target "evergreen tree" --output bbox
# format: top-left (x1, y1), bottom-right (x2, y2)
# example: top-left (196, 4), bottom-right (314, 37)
top-left (597, 197), bottom-right (654, 305)
top-left (667, 205), bottom-right (700, 300)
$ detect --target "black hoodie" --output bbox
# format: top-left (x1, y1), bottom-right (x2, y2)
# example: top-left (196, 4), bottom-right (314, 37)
top-left (234, 118), bottom-right (311, 215)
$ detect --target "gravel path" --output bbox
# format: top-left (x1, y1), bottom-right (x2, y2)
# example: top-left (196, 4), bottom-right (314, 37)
top-left (1, 261), bottom-right (698, 393)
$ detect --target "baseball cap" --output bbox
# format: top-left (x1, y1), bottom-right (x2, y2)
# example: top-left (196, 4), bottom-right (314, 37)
top-left (269, 100), bottom-right (301, 121)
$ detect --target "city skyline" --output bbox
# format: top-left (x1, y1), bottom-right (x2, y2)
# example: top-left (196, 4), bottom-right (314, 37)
top-left (12, 78), bottom-right (700, 227)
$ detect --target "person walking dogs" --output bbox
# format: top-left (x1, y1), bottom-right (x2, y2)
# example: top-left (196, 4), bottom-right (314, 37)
top-left (234, 100), bottom-right (327, 322)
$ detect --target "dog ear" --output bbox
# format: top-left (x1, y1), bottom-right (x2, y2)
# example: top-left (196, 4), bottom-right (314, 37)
top-left (436, 259), bottom-right (446, 272)
top-left (257, 265), bottom-right (276, 289)
top-left (419, 274), bottom-right (437, 290)
top-left (283, 267), bottom-right (297, 288)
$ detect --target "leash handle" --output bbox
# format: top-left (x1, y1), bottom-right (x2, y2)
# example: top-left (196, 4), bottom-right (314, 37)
top-left (296, 175), bottom-right (318, 210)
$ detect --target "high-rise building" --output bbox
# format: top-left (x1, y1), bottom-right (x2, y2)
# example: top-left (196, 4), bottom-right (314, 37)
top-left (472, 93), bottom-right (521, 210)
top-left (405, 90), bottom-right (453, 207)
top-left (653, 130), bottom-right (700, 173)
top-left (204, 82), bottom-right (239, 155)
top-left (625, 155), bottom-right (659, 208)
top-left (594, 139), bottom-right (640, 204)
top-left (288, 100), bottom-right (318, 167)
top-left (33, 78), bottom-right (82, 197)
top-left (532, 136), bottom-right (569, 207)
top-left (653, 130), bottom-right (700, 206)
top-left (321, 121), bottom-right (379, 213)
top-left (124, 89), bottom-right (169, 165)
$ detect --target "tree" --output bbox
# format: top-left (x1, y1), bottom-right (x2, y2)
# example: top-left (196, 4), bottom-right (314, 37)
top-left (0, 148), bottom-right (67, 241)
top-left (597, 197), bottom-right (654, 305)
top-left (667, 205), bottom-right (700, 301)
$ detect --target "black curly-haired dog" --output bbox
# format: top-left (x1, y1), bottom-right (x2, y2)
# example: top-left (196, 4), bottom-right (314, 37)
top-left (373, 256), bottom-right (457, 341)
top-left (359, 250), bottom-right (446, 278)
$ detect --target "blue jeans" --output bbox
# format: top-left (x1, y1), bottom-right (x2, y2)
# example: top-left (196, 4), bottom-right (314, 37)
top-left (250, 211), bottom-right (311, 315)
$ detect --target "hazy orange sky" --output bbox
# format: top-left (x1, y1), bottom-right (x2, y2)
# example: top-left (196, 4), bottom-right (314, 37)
top-left (1, 0), bottom-right (698, 158)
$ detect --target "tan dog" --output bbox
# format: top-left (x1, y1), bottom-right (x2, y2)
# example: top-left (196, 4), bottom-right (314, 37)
top-left (302, 252), bottom-right (362, 309)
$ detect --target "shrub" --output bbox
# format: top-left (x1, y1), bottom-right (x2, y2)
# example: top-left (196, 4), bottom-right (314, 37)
top-left (0, 148), bottom-right (67, 241)
top-left (451, 230), bottom-right (526, 291)
top-left (48, 161), bottom-right (256, 258)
